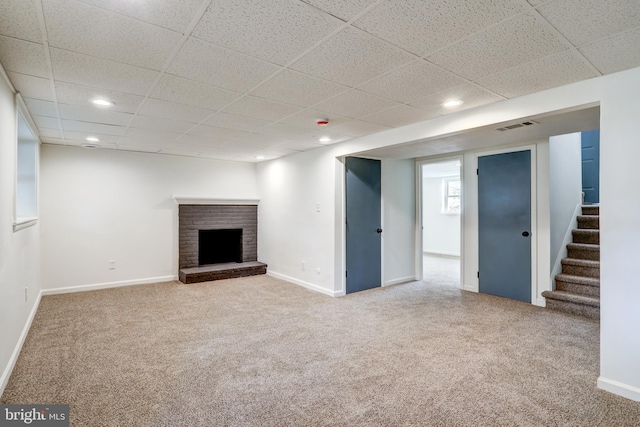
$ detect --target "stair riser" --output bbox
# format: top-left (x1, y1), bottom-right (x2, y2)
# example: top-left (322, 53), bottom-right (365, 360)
top-left (577, 217), bottom-right (599, 229)
top-left (556, 281), bottom-right (600, 297)
top-left (562, 264), bottom-right (600, 278)
top-left (581, 206), bottom-right (599, 216)
top-left (572, 231), bottom-right (599, 245)
top-left (567, 247), bottom-right (600, 261)
top-left (546, 299), bottom-right (600, 320)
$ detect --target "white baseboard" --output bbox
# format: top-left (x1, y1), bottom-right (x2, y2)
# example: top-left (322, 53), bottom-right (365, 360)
top-left (423, 251), bottom-right (460, 258)
top-left (383, 276), bottom-right (416, 287)
top-left (463, 283), bottom-right (478, 292)
top-left (535, 297), bottom-right (547, 307)
top-left (267, 271), bottom-right (339, 297)
top-left (551, 203), bottom-right (581, 288)
top-left (598, 376), bottom-right (640, 402)
top-left (0, 290), bottom-right (42, 396)
top-left (42, 275), bottom-right (178, 296)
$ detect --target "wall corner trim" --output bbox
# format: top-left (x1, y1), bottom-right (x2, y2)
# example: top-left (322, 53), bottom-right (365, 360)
top-left (267, 271), bottom-right (340, 297)
top-left (0, 291), bottom-right (42, 396)
top-left (597, 376), bottom-right (640, 402)
top-left (383, 276), bottom-right (416, 287)
top-left (41, 275), bottom-right (178, 296)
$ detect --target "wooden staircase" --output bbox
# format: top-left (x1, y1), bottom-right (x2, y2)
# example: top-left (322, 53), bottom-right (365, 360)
top-left (542, 205), bottom-right (600, 319)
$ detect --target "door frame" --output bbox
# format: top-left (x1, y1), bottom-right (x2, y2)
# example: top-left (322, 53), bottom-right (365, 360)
top-left (416, 155), bottom-right (465, 289)
top-left (473, 144), bottom-right (539, 305)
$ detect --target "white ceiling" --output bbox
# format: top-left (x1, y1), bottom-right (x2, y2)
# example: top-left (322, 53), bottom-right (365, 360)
top-left (0, 0), bottom-right (638, 163)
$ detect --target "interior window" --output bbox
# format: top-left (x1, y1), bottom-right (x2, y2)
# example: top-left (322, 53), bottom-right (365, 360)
top-left (15, 108), bottom-right (39, 230)
top-left (443, 178), bottom-right (461, 214)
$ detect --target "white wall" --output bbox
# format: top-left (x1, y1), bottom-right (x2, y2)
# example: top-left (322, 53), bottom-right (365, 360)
top-left (40, 145), bottom-right (258, 291)
top-left (382, 159), bottom-right (416, 286)
top-left (422, 177), bottom-right (460, 256)
top-left (0, 72), bottom-right (42, 394)
top-left (549, 133), bottom-right (582, 278)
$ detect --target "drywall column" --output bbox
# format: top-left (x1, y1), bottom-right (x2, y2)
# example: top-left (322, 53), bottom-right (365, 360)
top-left (598, 83), bottom-right (640, 401)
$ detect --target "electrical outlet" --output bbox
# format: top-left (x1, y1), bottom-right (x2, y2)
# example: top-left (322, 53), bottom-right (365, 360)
top-left (24, 287), bottom-right (28, 302)
top-left (109, 260), bottom-right (116, 270)
top-left (316, 202), bottom-right (321, 212)
top-left (301, 261), bottom-right (306, 271)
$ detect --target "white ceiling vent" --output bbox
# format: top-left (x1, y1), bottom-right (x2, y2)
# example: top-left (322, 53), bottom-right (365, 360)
top-left (496, 120), bottom-right (539, 131)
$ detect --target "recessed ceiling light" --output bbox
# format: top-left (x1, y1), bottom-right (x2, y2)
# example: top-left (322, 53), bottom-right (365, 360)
top-left (86, 136), bottom-right (100, 142)
top-left (81, 143), bottom-right (100, 149)
top-left (91, 98), bottom-right (115, 107)
top-left (443, 99), bottom-right (463, 108)
top-left (256, 155), bottom-right (265, 160)
top-left (319, 136), bottom-right (332, 143)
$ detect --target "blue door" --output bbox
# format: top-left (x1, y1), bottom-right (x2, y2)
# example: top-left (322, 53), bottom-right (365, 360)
top-left (478, 150), bottom-right (531, 303)
top-left (581, 129), bottom-right (600, 204)
top-left (345, 157), bottom-right (381, 294)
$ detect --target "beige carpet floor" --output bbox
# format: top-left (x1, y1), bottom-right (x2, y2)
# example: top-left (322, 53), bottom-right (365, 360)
top-left (2, 275), bottom-right (640, 426)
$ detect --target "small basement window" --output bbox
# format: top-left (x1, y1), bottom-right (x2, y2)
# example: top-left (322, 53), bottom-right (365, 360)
top-left (14, 105), bottom-right (39, 231)
top-left (442, 178), bottom-right (461, 214)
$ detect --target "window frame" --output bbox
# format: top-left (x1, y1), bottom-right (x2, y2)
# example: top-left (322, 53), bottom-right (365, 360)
top-left (442, 177), bottom-right (461, 215)
top-left (13, 94), bottom-right (40, 232)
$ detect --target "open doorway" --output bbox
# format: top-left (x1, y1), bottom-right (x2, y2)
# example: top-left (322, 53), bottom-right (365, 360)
top-left (420, 159), bottom-right (462, 288)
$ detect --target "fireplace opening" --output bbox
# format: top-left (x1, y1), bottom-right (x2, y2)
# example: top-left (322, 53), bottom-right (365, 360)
top-left (199, 229), bottom-right (243, 265)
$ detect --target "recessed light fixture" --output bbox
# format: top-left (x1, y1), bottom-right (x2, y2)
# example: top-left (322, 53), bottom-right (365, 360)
top-left (256, 155), bottom-right (265, 160)
top-left (81, 143), bottom-right (100, 149)
top-left (443, 99), bottom-right (463, 108)
top-left (319, 136), bottom-right (332, 143)
top-left (85, 136), bottom-right (100, 142)
top-left (91, 98), bottom-right (115, 107)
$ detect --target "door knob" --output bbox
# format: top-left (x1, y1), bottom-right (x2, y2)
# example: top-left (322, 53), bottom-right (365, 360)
top-left (376, 228), bottom-right (383, 234)
top-left (522, 231), bottom-right (530, 237)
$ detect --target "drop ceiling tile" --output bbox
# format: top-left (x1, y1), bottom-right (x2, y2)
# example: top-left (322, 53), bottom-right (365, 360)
top-left (116, 140), bottom-right (165, 153)
top-left (538, 0), bottom-right (640, 46)
top-left (124, 127), bottom-right (181, 143)
top-left (151, 75), bottom-right (242, 111)
top-left (354, 0), bottom-right (525, 57)
top-left (54, 82), bottom-right (145, 114)
top-left (175, 134), bottom-right (231, 148)
top-left (526, 0), bottom-right (546, 5)
top-left (188, 125), bottom-right (249, 141)
top-left (59, 103), bottom-right (134, 126)
top-left (78, 0), bottom-right (204, 32)
top-left (222, 96), bottom-right (302, 122)
top-left (329, 120), bottom-right (393, 137)
top-left (51, 48), bottom-right (159, 96)
top-left (0, 36), bottom-right (47, 78)
top-left (167, 38), bottom-right (281, 93)
top-left (139, 98), bottom-right (214, 124)
top-left (251, 70), bottom-right (349, 107)
top-left (63, 131), bottom-right (121, 144)
top-left (33, 115), bottom-right (60, 130)
top-left (313, 90), bottom-right (400, 119)
top-left (24, 98), bottom-right (58, 118)
top-left (204, 112), bottom-right (271, 132)
top-left (130, 115), bottom-right (194, 134)
top-left (259, 123), bottom-right (315, 140)
top-left (40, 137), bottom-right (65, 145)
top-left (358, 60), bottom-right (467, 103)
top-left (0, 0), bottom-right (42, 43)
top-left (273, 139), bottom-right (324, 151)
top-left (361, 105), bottom-right (438, 128)
top-left (301, 0), bottom-right (379, 21)
top-left (279, 109), bottom-right (351, 129)
top-left (43, 0), bottom-right (181, 70)
top-left (256, 147), bottom-right (300, 157)
top-left (232, 133), bottom-right (289, 147)
top-left (192, 0), bottom-right (343, 66)
top-left (580, 27), bottom-right (640, 75)
top-left (62, 119), bottom-right (126, 136)
top-left (291, 27), bottom-right (416, 87)
top-left (409, 84), bottom-right (504, 116)
top-left (37, 128), bottom-right (63, 139)
top-left (8, 72), bottom-right (53, 101)
top-left (476, 50), bottom-right (597, 98)
top-left (427, 13), bottom-right (568, 81)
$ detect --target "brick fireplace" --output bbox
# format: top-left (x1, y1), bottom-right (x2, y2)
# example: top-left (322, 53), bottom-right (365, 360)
top-left (175, 198), bottom-right (266, 283)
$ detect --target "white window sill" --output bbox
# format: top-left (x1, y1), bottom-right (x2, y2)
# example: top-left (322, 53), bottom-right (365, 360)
top-left (13, 217), bottom-right (38, 232)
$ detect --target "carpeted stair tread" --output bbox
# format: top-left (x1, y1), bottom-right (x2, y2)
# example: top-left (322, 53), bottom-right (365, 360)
top-left (577, 215), bottom-right (599, 229)
top-left (567, 243), bottom-right (599, 251)
top-left (567, 243), bottom-right (600, 261)
top-left (555, 274), bottom-right (600, 287)
top-left (571, 229), bottom-right (599, 244)
top-left (561, 258), bottom-right (599, 268)
top-left (581, 205), bottom-right (599, 216)
top-left (541, 290), bottom-right (600, 307)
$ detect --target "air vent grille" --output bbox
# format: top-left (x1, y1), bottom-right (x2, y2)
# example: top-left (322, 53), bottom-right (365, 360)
top-left (496, 120), bottom-right (539, 131)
